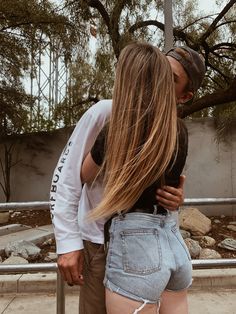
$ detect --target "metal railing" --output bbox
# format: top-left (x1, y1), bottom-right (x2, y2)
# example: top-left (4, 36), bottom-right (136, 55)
top-left (0, 197), bottom-right (236, 313)
top-left (0, 197), bottom-right (236, 212)
top-left (0, 201), bottom-right (49, 212)
top-left (0, 263), bottom-right (64, 314)
top-left (184, 197), bottom-right (236, 206)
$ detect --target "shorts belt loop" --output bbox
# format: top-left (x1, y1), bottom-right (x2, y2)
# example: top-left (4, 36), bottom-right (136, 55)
top-left (153, 205), bottom-right (158, 215)
top-left (118, 211), bottom-right (125, 219)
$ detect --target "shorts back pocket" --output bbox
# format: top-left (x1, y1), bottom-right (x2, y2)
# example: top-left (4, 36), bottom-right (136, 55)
top-left (120, 228), bottom-right (161, 275)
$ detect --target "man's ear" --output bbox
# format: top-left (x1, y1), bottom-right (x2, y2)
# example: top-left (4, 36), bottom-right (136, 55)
top-left (178, 91), bottom-right (193, 104)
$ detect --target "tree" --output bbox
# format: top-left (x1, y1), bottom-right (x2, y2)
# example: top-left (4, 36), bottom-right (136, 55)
top-left (0, 0), bottom-right (83, 135)
top-left (1, 0), bottom-right (236, 133)
top-left (0, 141), bottom-right (20, 202)
top-left (64, 0), bottom-right (236, 121)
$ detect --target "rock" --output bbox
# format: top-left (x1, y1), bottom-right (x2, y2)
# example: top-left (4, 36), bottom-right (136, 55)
top-left (2, 255), bottom-right (29, 264)
top-left (213, 219), bottom-right (221, 224)
top-left (229, 221), bottom-right (236, 225)
top-left (179, 208), bottom-right (211, 236)
top-left (199, 248), bottom-right (222, 259)
top-left (42, 238), bottom-right (53, 246)
top-left (219, 233), bottom-right (232, 239)
top-left (218, 238), bottom-right (236, 251)
top-left (220, 215), bottom-right (225, 218)
top-left (5, 240), bottom-right (41, 261)
top-left (180, 229), bottom-right (191, 239)
top-left (199, 236), bottom-right (216, 247)
top-left (44, 252), bottom-right (57, 262)
top-left (0, 211), bottom-right (10, 224)
top-left (10, 211), bottom-right (22, 218)
top-left (227, 225), bottom-right (236, 232)
top-left (184, 238), bottom-right (201, 258)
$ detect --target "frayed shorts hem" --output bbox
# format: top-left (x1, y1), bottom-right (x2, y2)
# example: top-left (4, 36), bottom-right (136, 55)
top-left (104, 277), bottom-right (158, 304)
top-left (165, 279), bottom-right (192, 292)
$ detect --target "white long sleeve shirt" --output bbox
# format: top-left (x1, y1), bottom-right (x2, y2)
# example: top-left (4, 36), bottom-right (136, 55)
top-left (50, 100), bottom-right (112, 254)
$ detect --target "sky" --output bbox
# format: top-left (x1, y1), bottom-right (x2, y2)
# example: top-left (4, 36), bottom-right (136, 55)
top-left (198, 0), bottom-right (219, 13)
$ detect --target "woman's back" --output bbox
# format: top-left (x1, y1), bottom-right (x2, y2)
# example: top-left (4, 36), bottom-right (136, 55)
top-left (90, 42), bottom-right (178, 220)
top-left (91, 118), bottom-right (188, 213)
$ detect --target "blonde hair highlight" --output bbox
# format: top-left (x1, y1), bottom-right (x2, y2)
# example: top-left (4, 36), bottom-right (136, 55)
top-left (90, 42), bottom-right (177, 220)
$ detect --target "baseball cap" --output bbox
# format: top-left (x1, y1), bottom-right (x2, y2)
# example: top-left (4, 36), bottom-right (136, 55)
top-left (166, 46), bottom-right (206, 92)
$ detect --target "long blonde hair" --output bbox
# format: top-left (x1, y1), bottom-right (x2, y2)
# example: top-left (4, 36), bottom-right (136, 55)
top-left (90, 42), bottom-right (177, 220)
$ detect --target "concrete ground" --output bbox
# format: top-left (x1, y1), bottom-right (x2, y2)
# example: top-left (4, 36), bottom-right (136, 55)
top-left (1, 225), bottom-right (235, 313)
top-left (0, 290), bottom-right (236, 314)
top-left (0, 268), bottom-right (236, 313)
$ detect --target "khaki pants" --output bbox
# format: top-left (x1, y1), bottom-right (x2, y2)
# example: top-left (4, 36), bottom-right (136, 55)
top-left (79, 241), bottom-right (107, 314)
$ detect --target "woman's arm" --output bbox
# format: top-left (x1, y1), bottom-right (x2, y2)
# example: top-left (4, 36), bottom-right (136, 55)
top-left (81, 152), bottom-right (100, 184)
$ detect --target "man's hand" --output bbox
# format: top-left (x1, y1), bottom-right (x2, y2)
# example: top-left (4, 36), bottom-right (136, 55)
top-left (57, 250), bottom-right (84, 286)
top-left (156, 175), bottom-right (185, 211)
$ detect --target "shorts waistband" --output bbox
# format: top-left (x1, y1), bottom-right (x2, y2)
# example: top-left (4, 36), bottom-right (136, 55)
top-left (113, 211), bottom-right (176, 225)
top-left (129, 205), bottom-right (168, 216)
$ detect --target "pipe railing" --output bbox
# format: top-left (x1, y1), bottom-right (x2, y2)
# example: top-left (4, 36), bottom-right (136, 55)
top-left (0, 198), bottom-right (236, 212)
top-left (192, 258), bottom-right (236, 269)
top-left (0, 201), bottom-right (49, 211)
top-left (0, 263), bottom-right (64, 314)
top-left (0, 198), bottom-right (236, 314)
top-left (184, 197), bottom-right (236, 206)
top-left (0, 259), bottom-right (236, 314)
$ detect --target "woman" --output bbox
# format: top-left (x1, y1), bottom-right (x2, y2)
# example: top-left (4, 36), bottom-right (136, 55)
top-left (81, 42), bottom-right (191, 314)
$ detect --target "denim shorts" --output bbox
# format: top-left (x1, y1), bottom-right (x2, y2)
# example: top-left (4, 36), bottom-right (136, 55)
top-left (104, 212), bottom-right (192, 304)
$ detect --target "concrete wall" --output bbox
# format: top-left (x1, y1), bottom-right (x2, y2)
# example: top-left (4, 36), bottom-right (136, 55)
top-left (183, 119), bottom-right (235, 216)
top-left (0, 119), bottom-right (235, 215)
top-left (0, 127), bottom-right (73, 203)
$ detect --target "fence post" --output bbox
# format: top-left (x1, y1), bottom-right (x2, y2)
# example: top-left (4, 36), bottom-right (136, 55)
top-left (57, 270), bottom-right (65, 314)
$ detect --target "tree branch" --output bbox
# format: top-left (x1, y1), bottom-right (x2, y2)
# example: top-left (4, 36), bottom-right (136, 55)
top-left (111, 0), bottom-right (127, 25)
top-left (128, 20), bottom-right (191, 43)
top-left (110, 0), bottom-right (127, 47)
top-left (0, 181), bottom-right (6, 195)
top-left (214, 19), bottom-right (236, 29)
top-left (207, 61), bottom-right (231, 82)
top-left (72, 96), bottom-right (100, 108)
top-left (180, 77), bottom-right (236, 117)
top-left (210, 42), bottom-right (236, 51)
top-left (210, 51), bottom-right (235, 62)
top-left (0, 20), bottom-right (74, 32)
top-left (181, 13), bottom-right (218, 31)
top-left (86, 0), bottom-right (110, 31)
top-left (200, 0), bottom-right (236, 42)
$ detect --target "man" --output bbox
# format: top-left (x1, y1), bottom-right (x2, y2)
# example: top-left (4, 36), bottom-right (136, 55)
top-left (50, 46), bottom-right (205, 314)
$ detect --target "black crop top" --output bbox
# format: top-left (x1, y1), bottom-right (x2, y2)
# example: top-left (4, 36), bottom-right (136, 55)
top-left (91, 119), bottom-right (188, 211)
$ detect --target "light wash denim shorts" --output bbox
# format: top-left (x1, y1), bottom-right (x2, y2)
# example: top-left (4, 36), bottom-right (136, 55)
top-left (104, 212), bottom-right (192, 304)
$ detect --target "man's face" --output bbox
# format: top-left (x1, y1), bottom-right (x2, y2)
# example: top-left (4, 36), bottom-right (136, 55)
top-left (167, 56), bottom-right (193, 104)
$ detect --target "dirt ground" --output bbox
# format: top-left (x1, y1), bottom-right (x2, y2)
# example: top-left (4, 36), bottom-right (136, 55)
top-left (1, 210), bottom-right (236, 260)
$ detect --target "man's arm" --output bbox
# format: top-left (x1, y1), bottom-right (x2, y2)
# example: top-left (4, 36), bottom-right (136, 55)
top-left (156, 175), bottom-right (185, 210)
top-left (50, 100), bottom-right (112, 285)
top-left (81, 150), bottom-right (185, 213)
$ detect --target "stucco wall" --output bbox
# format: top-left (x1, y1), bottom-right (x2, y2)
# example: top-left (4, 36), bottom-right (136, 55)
top-left (0, 119), bottom-right (235, 215)
top-left (0, 127), bottom-right (73, 203)
top-left (184, 119), bottom-right (235, 215)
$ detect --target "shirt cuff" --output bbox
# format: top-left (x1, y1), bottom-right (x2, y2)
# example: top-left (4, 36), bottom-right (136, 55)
top-left (56, 237), bottom-right (84, 254)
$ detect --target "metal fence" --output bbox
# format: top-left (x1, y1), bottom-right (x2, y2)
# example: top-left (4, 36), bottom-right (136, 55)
top-left (0, 198), bottom-right (236, 313)
top-left (0, 263), bottom-right (64, 314)
top-left (1, 198), bottom-right (236, 212)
